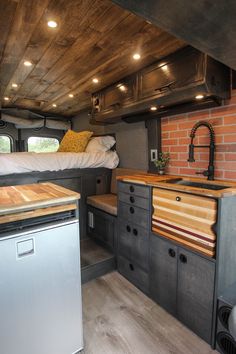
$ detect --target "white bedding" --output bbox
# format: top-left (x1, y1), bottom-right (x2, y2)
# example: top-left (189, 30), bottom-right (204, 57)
top-left (0, 151), bottom-right (119, 175)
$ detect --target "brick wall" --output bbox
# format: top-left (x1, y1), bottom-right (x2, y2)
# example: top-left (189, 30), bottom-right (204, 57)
top-left (162, 90), bottom-right (236, 180)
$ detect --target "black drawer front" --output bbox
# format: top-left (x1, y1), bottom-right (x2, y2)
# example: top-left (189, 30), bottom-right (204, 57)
top-left (118, 182), bottom-right (149, 198)
top-left (118, 221), bottom-right (149, 271)
top-left (118, 202), bottom-right (149, 229)
top-left (119, 192), bottom-right (149, 210)
top-left (118, 255), bottom-right (149, 294)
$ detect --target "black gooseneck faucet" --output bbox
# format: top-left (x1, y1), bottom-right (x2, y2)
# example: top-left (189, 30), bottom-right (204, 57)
top-left (188, 121), bottom-right (215, 180)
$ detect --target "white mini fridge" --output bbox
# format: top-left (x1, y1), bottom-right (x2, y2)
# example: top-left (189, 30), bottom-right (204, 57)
top-left (0, 218), bottom-right (83, 354)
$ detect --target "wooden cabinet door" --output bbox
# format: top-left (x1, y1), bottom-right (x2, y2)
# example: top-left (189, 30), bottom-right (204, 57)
top-left (150, 234), bottom-right (177, 316)
top-left (177, 248), bottom-right (215, 344)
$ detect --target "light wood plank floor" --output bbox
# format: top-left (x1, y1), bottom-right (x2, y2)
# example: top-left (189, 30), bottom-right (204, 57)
top-left (82, 272), bottom-right (217, 354)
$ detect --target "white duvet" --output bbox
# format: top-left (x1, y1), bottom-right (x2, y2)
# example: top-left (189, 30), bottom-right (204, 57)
top-left (0, 151), bottom-right (119, 175)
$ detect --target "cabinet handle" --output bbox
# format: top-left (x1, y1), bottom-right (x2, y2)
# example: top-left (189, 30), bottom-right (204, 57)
top-left (133, 228), bottom-right (138, 236)
top-left (130, 185), bottom-right (135, 193)
top-left (126, 225), bottom-right (131, 233)
top-left (168, 248), bottom-right (176, 258)
top-left (130, 207), bottom-right (135, 214)
top-left (179, 254), bottom-right (187, 264)
top-left (176, 196), bottom-right (181, 202)
top-left (129, 263), bottom-right (134, 271)
top-left (130, 196), bottom-right (135, 203)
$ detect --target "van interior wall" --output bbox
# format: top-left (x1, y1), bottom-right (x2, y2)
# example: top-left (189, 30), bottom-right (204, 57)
top-left (72, 110), bottom-right (148, 171)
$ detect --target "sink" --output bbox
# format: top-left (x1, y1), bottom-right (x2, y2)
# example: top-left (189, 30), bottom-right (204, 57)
top-left (164, 178), bottom-right (230, 191)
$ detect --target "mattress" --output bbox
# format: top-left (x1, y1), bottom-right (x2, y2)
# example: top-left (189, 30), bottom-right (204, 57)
top-left (0, 151), bottom-right (119, 175)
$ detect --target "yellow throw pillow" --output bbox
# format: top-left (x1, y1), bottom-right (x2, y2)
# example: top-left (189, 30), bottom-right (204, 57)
top-left (58, 130), bottom-right (93, 152)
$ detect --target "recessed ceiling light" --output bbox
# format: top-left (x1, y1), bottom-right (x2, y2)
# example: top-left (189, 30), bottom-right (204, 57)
top-left (12, 83), bottom-right (18, 88)
top-left (52, 103), bottom-right (57, 107)
top-left (195, 94), bottom-right (204, 100)
top-left (4, 97), bottom-right (9, 101)
top-left (133, 53), bottom-right (141, 60)
top-left (92, 78), bottom-right (99, 84)
top-left (24, 60), bottom-right (32, 67)
top-left (117, 84), bottom-right (127, 92)
top-left (68, 93), bottom-right (74, 98)
top-left (47, 20), bottom-right (58, 28)
top-left (150, 106), bottom-right (157, 111)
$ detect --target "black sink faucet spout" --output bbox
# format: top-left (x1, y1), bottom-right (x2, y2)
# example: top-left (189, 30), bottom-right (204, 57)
top-left (188, 121), bottom-right (215, 180)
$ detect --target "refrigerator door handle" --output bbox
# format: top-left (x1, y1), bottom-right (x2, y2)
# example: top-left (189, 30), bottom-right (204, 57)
top-left (17, 238), bottom-right (35, 258)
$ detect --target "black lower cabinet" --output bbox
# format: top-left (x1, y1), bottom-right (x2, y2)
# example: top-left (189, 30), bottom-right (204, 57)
top-left (150, 235), bottom-right (177, 316)
top-left (177, 247), bottom-right (215, 344)
top-left (150, 234), bottom-right (215, 344)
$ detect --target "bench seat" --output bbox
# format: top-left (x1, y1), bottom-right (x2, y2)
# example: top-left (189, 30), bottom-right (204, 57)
top-left (87, 193), bottom-right (117, 216)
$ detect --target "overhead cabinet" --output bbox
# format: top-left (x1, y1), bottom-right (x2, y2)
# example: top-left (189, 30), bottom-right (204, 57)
top-left (91, 46), bottom-right (231, 123)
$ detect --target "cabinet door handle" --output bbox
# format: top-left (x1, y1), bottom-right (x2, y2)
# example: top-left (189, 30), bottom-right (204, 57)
top-left (176, 196), bottom-right (181, 202)
top-left (130, 185), bottom-right (135, 193)
top-left (130, 196), bottom-right (135, 203)
top-left (129, 263), bottom-right (134, 271)
top-left (130, 207), bottom-right (135, 214)
top-left (179, 254), bottom-right (187, 264)
top-left (133, 228), bottom-right (138, 236)
top-left (168, 248), bottom-right (176, 258)
top-left (126, 225), bottom-right (131, 233)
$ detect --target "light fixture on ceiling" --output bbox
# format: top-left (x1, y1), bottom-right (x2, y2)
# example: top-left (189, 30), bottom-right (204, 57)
top-left (150, 106), bottom-right (157, 111)
top-left (133, 53), bottom-right (141, 60)
top-left (24, 60), bottom-right (33, 67)
top-left (12, 83), bottom-right (18, 88)
top-left (68, 93), bottom-right (74, 98)
top-left (47, 20), bottom-right (58, 28)
top-left (117, 84), bottom-right (127, 92)
top-left (195, 94), bottom-right (204, 100)
top-left (92, 78), bottom-right (99, 84)
top-left (52, 103), bottom-right (57, 107)
top-left (4, 97), bottom-right (9, 101)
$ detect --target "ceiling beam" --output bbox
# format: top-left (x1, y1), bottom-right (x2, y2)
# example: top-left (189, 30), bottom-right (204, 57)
top-left (112, 0), bottom-right (236, 70)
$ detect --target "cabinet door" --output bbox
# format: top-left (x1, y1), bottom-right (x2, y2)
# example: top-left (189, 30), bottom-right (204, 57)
top-left (150, 234), bottom-right (177, 316)
top-left (118, 220), bottom-right (149, 271)
top-left (177, 248), bottom-right (215, 344)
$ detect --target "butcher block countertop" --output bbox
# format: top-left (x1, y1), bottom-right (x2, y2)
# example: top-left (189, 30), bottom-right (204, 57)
top-left (0, 183), bottom-right (80, 225)
top-left (117, 173), bottom-right (236, 198)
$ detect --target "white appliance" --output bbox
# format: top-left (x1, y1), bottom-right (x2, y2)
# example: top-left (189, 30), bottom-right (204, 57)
top-left (0, 214), bottom-right (83, 354)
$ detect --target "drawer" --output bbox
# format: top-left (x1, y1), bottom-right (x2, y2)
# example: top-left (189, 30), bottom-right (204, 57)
top-left (119, 192), bottom-right (149, 210)
top-left (118, 255), bottom-right (149, 294)
top-left (152, 188), bottom-right (217, 257)
top-left (118, 221), bottom-right (149, 271)
top-left (118, 202), bottom-right (149, 229)
top-left (118, 182), bottom-right (149, 198)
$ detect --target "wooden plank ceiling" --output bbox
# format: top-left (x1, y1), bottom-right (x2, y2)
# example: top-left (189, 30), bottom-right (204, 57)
top-left (0, 0), bottom-right (185, 117)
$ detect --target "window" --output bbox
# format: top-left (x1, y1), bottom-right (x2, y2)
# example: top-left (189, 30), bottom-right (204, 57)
top-left (27, 137), bottom-right (59, 153)
top-left (0, 135), bottom-right (12, 153)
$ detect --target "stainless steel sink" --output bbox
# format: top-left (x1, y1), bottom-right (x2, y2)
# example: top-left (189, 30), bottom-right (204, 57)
top-left (164, 178), bottom-right (230, 191)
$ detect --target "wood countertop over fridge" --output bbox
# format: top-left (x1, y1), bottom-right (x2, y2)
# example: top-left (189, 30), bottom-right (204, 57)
top-left (0, 183), bottom-right (80, 225)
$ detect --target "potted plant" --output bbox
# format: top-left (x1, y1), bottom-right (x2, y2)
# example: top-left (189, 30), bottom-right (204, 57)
top-left (154, 152), bottom-right (170, 175)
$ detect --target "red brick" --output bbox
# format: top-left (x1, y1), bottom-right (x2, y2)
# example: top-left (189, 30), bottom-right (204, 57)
top-left (170, 146), bottom-right (188, 152)
top-left (211, 104), bottom-right (236, 117)
top-left (224, 135), bottom-right (236, 143)
top-left (224, 171), bottom-right (236, 180)
top-left (188, 110), bottom-right (210, 120)
top-left (162, 139), bottom-right (178, 146)
top-left (179, 168), bottom-right (198, 176)
top-left (179, 138), bottom-right (191, 145)
top-left (178, 153), bottom-right (189, 160)
top-left (162, 123), bottom-right (178, 132)
top-left (224, 116), bottom-right (236, 125)
top-left (162, 132), bottom-right (169, 139)
top-left (225, 153), bottom-right (236, 161)
top-left (178, 121), bottom-right (195, 130)
top-left (169, 131), bottom-right (187, 138)
top-left (215, 125), bottom-right (236, 134)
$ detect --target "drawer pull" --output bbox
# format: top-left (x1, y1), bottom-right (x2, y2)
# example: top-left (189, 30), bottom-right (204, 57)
top-left (168, 248), bottom-right (176, 258)
top-left (126, 225), bottom-right (131, 233)
top-left (179, 254), bottom-right (187, 264)
top-left (133, 228), bottom-right (138, 236)
top-left (130, 185), bottom-right (135, 193)
top-left (129, 263), bottom-right (134, 271)
top-left (176, 196), bottom-right (181, 202)
top-left (130, 207), bottom-right (135, 214)
top-left (130, 196), bottom-right (135, 203)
